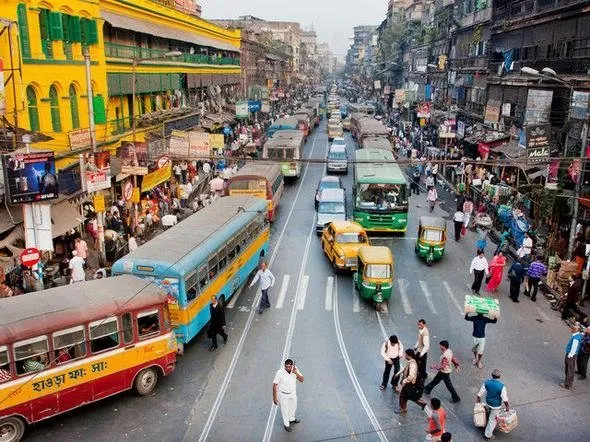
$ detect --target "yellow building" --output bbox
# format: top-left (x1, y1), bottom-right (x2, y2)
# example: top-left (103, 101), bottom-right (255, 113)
top-left (1, 0), bottom-right (240, 169)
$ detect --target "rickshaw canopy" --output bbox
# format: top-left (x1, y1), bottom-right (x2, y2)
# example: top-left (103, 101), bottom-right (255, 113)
top-left (358, 246), bottom-right (393, 264)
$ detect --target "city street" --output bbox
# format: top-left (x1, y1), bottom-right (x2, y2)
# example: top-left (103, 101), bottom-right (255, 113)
top-left (26, 122), bottom-right (590, 441)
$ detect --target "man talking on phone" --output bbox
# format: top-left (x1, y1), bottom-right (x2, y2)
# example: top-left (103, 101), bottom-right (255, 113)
top-left (273, 358), bottom-right (304, 432)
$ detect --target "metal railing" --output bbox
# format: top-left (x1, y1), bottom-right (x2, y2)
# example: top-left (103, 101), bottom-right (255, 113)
top-left (494, 0), bottom-right (581, 22)
top-left (104, 42), bottom-right (240, 66)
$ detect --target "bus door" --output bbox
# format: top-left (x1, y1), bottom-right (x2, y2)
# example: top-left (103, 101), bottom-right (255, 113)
top-left (88, 316), bottom-right (126, 400)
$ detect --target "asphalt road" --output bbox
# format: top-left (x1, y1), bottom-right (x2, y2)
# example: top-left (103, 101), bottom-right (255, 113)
top-left (27, 121), bottom-right (589, 442)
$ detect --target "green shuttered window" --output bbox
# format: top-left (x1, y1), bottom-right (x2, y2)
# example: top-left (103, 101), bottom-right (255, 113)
top-left (93, 96), bottom-right (106, 124)
top-left (26, 86), bottom-right (40, 132)
top-left (48, 11), bottom-right (64, 41)
top-left (16, 4), bottom-right (31, 58)
top-left (69, 84), bottom-right (80, 129)
top-left (49, 85), bottom-right (62, 132)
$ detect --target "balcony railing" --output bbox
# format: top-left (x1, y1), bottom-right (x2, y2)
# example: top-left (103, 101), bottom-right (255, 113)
top-left (457, 7), bottom-right (492, 28)
top-left (104, 42), bottom-right (240, 66)
top-left (450, 57), bottom-right (488, 70)
top-left (494, 0), bottom-right (581, 23)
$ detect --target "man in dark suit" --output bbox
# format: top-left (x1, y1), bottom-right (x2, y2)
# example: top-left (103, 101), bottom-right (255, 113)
top-left (208, 295), bottom-right (228, 351)
top-left (562, 276), bottom-right (586, 321)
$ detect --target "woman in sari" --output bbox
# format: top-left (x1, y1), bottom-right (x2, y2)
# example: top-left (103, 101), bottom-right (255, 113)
top-left (486, 251), bottom-right (506, 292)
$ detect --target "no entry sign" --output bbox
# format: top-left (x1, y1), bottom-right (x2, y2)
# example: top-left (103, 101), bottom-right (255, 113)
top-left (20, 247), bottom-right (40, 267)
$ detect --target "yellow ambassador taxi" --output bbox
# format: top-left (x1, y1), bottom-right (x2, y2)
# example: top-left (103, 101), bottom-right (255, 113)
top-left (321, 221), bottom-right (369, 271)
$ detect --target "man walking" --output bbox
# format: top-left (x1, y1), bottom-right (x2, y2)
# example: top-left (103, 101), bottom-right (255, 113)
top-left (469, 250), bottom-right (489, 295)
top-left (249, 262), bottom-right (276, 314)
top-left (426, 186), bottom-right (438, 213)
top-left (476, 369), bottom-right (510, 440)
top-left (412, 166), bottom-right (421, 195)
top-left (273, 359), bottom-right (304, 432)
top-left (453, 207), bottom-right (464, 242)
top-left (394, 349), bottom-right (424, 414)
top-left (208, 295), bottom-right (228, 352)
top-left (423, 340), bottom-right (461, 403)
top-left (465, 312), bottom-right (497, 369)
top-left (577, 327), bottom-right (590, 380)
top-left (561, 323), bottom-right (583, 390)
top-left (423, 397), bottom-right (446, 442)
top-left (414, 319), bottom-right (430, 380)
top-left (507, 258), bottom-right (526, 302)
top-left (524, 255), bottom-right (547, 302)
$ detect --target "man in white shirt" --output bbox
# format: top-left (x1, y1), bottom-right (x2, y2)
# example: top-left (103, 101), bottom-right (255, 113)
top-left (476, 369), bottom-right (509, 440)
top-left (414, 319), bottom-right (430, 380)
top-left (517, 231), bottom-right (533, 263)
top-left (273, 359), bottom-right (304, 432)
top-left (426, 187), bottom-right (438, 213)
top-left (469, 250), bottom-right (489, 295)
top-left (453, 209), bottom-right (465, 242)
top-left (432, 163), bottom-right (439, 185)
top-left (249, 262), bottom-right (276, 314)
top-left (68, 251), bottom-right (86, 284)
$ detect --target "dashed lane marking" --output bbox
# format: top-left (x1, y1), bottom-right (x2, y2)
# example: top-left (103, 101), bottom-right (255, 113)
top-left (296, 275), bottom-right (310, 310)
top-left (325, 276), bottom-right (334, 311)
top-left (275, 275), bottom-right (290, 309)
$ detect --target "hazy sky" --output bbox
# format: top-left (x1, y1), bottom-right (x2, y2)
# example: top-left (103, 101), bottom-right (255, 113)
top-left (200, 0), bottom-right (387, 57)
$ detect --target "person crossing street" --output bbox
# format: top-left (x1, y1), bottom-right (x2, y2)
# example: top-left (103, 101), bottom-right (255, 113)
top-left (469, 250), bottom-right (489, 295)
top-left (423, 341), bottom-right (461, 403)
top-left (476, 369), bottom-right (510, 440)
top-left (249, 262), bottom-right (276, 314)
top-left (273, 359), bottom-right (304, 432)
top-left (465, 312), bottom-right (497, 369)
top-left (414, 319), bottom-right (431, 380)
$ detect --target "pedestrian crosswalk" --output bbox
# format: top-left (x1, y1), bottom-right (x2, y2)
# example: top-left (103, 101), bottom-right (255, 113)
top-left (226, 274), bottom-right (479, 316)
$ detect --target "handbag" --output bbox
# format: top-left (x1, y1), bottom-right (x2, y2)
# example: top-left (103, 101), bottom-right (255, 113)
top-left (485, 275), bottom-right (491, 284)
top-left (473, 403), bottom-right (487, 428)
top-left (461, 225), bottom-right (467, 236)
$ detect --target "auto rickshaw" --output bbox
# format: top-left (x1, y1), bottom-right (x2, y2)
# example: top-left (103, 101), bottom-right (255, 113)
top-left (354, 246), bottom-right (394, 311)
top-left (415, 216), bottom-right (447, 265)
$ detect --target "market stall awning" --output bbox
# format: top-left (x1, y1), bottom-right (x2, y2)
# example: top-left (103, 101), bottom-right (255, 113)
top-left (101, 11), bottom-right (240, 53)
top-left (0, 207), bottom-right (23, 234)
top-left (494, 140), bottom-right (526, 159)
top-left (51, 199), bottom-right (84, 238)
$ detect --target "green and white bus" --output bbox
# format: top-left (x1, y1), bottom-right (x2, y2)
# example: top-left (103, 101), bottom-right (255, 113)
top-left (353, 149), bottom-right (409, 233)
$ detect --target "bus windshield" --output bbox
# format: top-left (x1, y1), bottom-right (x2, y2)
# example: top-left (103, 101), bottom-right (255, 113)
top-left (366, 264), bottom-right (391, 279)
top-left (356, 183), bottom-right (406, 211)
top-left (318, 202), bottom-right (345, 214)
top-left (229, 179), bottom-right (266, 192)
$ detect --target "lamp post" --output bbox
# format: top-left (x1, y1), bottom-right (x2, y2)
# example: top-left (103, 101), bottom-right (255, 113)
top-left (521, 66), bottom-right (583, 260)
top-left (130, 50), bottom-right (181, 234)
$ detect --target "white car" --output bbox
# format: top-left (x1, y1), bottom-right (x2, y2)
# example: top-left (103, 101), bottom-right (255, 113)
top-left (327, 145), bottom-right (348, 174)
top-left (331, 137), bottom-right (346, 147)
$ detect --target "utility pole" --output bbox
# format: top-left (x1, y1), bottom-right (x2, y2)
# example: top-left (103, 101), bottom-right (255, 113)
top-left (568, 117), bottom-right (589, 259)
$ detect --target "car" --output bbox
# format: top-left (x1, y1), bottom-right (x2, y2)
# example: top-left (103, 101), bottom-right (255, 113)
top-left (327, 145), bottom-right (348, 173)
top-left (315, 175), bottom-right (343, 209)
top-left (342, 117), bottom-right (352, 131)
top-left (331, 137), bottom-right (346, 147)
top-left (321, 221), bottom-right (369, 271)
top-left (316, 188), bottom-right (346, 235)
top-left (327, 124), bottom-right (344, 141)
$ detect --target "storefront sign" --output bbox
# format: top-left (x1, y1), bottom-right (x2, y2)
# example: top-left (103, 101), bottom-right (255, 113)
top-left (416, 102), bottom-right (431, 119)
top-left (526, 124), bottom-right (551, 163)
top-left (20, 247), bottom-right (40, 267)
top-left (119, 142), bottom-right (148, 175)
top-left (456, 120), bottom-right (465, 138)
top-left (2, 151), bottom-right (58, 204)
top-left (123, 180), bottom-right (133, 201)
top-left (189, 131), bottom-right (210, 157)
top-left (484, 100), bottom-right (501, 124)
top-left (81, 151), bottom-right (111, 193)
top-left (394, 89), bottom-right (405, 103)
top-left (169, 130), bottom-right (190, 157)
top-left (374, 80), bottom-right (382, 90)
top-left (235, 101), bottom-right (248, 118)
top-left (147, 138), bottom-right (168, 160)
top-left (209, 133), bottom-right (224, 150)
top-left (141, 161), bottom-right (172, 192)
top-left (525, 89), bottom-right (553, 124)
top-left (93, 193), bottom-right (105, 212)
top-left (248, 100), bottom-right (262, 113)
top-left (68, 128), bottom-right (92, 150)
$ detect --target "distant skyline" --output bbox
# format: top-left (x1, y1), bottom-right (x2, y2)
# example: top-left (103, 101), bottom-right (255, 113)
top-left (200, 0), bottom-right (387, 57)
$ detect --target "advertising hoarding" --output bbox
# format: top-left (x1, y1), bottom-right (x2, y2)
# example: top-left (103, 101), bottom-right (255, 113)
top-left (2, 152), bottom-right (58, 204)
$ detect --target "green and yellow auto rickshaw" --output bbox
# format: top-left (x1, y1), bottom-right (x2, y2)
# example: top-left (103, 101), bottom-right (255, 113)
top-left (415, 216), bottom-right (447, 265)
top-left (354, 246), bottom-right (394, 311)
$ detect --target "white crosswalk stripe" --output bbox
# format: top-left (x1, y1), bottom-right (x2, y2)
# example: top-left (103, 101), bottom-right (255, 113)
top-left (325, 276), bottom-right (334, 311)
top-left (443, 281), bottom-right (464, 315)
top-left (397, 278), bottom-right (413, 315)
top-left (296, 275), bottom-right (310, 310)
top-left (275, 275), bottom-right (290, 309)
top-left (419, 280), bottom-right (438, 314)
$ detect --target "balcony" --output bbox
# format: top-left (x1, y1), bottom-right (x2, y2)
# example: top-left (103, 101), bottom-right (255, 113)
top-left (457, 7), bottom-right (492, 28)
top-left (104, 42), bottom-right (240, 66)
top-left (494, 0), bottom-right (582, 24)
top-left (450, 57), bottom-right (488, 71)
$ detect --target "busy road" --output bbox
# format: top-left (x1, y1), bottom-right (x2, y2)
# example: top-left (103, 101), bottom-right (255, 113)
top-left (26, 120), bottom-right (590, 441)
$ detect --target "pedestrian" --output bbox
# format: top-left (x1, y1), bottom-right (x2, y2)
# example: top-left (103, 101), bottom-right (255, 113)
top-left (440, 433), bottom-right (452, 442)
top-left (380, 335), bottom-right (404, 390)
top-left (577, 326), bottom-right (590, 380)
top-left (507, 258), bottom-right (526, 302)
top-left (273, 359), bottom-right (304, 432)
top-left (74, 237), bottom-right (88, 260)
top-left (173, 162), bottom-right (182, 183)
top-left (562, 275), bottom-right (584, 320)
top-left (524, 255), bottom-right (547, 302)
top-left (394, 349), bottom-right (425, 414)
top-left (465, 312), bottom-right (497, 369)
top-left (208, 295), bottom-right (228, 352)
top-left (475, 226), bottom-right (487, 253)
top-left (423, 397), bottom-right (446, 442)
top-left (452, 207), bottom-right (464, 242)
top-left (462, 197), bottom-right (474, 229)
top-left (412, 166), bottom-right (421, 195)
top-left (427, 187), bottom-right (438, 213)
top-left (423, 340), bottom-right (461, 403)
top-left (414, 319), bottom-right (430, 380)
top-left (517, 231), bottom-right (533, 264)
top-left (68, 251), bottom-right (86, 284)
top-left (486, 251), bottom-right (506, 292)
top-left (425, 173), bottom-right (435, 189)
top-left (573, 234), bottom-right (586, 275)
top-left (476, 369), bottom-right (510, 440)
top-left (561, 323), bottom-right (583, 390)
top-left (469, 250), bottom-right (489, 295)
top-left (494, 230), bottom-right (510, 256)
top-left (431, 163), bottom-right (439, 186)
top-left (249, 262), bottom-right (276, 314)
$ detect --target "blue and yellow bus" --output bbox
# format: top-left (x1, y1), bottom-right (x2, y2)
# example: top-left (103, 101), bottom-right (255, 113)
top-left (112, 196), bottom-right (269, 347)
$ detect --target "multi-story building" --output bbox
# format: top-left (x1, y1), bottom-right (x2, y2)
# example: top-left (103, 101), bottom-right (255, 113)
top-left (0, 0), bottom-right (241, 166)
top-left (346, 25), bottom-right (377, 77)
top-left (317, 42), bottom-right (336, 75)
top-left (300, 30), bottom-right (318, 81)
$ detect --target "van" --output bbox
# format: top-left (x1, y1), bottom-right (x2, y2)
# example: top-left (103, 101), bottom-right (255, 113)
top-left (316, 188), bottom-right (346, 234)
top-left (327, 145), bottom-right (348, 174)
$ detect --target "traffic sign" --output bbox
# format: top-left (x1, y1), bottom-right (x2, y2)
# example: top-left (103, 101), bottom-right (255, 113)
top-left (20, 247), bottom-right (40, 267)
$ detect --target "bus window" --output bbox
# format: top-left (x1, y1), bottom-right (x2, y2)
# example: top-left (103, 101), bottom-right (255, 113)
top-left (53, 326), bottom-right (86, 364)
top-left (89, 317), bottom-right (120, 353)
top-left (14, 336), bottom-right (49, 375)
top-left (217, 247), bottom-right (227, 271)
top-left (228, 238), bottom-right (238, 260)
top-left (285, 148), bottom-right (294, 159)
top-left (186, 270), bottom-right (198, 302)
top-left (198, 265), bottom-right (209, 289)
top-left (208, 256), bottom-right (218, 279)
top-left (122, 312), bottom-right (134, 344)
top-left (0, 346), bottom-right (12, 383)
top-left (138, 309), bottom-right (160, 338)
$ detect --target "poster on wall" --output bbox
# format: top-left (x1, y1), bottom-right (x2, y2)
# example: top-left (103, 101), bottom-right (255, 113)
top-left (484, 100), bottom-right (501, 124)
top-left (81, 151), bottom-right (111, 192)
top-left (235, 101), bottom-right (248, 118)
top-left (209, 133), bottom-right (224, 150)
top-left (571, 92), bottom-right (590, 120)
top-left (525, 89), bottom-right (553, 124)
top-left (68, 128), bottom-right (92, 150)
top-left (394, 89), bottom-right (405, 103)
top-left (189, 131), bottom-right (210, 157)
top-left (526, 124), bottom-right (551, 163)
top-left (119, 142), bottom-right (149, 175)
top-left (2, 151), bottom-right (58, 204)
top-left (169, 130), bottom-right (190, 157)
top-left (416, 102), bottom-right (431, 118)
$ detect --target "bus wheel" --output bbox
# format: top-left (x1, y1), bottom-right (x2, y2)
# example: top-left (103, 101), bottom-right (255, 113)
top-left (134, 367), bottom-right (159, 396)
top-left (0, 416), bottom-right (26, 442)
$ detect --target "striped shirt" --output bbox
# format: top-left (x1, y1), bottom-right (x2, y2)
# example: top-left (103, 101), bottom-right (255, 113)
top-left (527, 260), bottom-right (547, 279)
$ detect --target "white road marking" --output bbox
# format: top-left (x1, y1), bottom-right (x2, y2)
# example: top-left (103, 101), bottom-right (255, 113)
top-left (443, 281), bottom-right (464, 315)
top-left (535, 305), bottom-right (551, 321)
top-left (275, 275), bottom-right (290, 309)
top-left (225, 284), bottom-right (244, 309)
top-left (352, 277), bottom-right (360, 313)
top-left (193, 129), bottom-right (320, 442)
top-left (296, 275), bottom-right (310, 310)
top-left (325, 276), bottom-right (334, 311)
top-left (333, 277), bottom-right (388, 442)
top-left (376, 311), bottom-right (389, 341)
top-left (419, 280), bottom-right (438, 314)
top-left (397, 278), bottom-right (413, 315)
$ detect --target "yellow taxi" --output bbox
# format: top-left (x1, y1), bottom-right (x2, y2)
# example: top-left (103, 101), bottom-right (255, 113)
top-left (328, 123), bottom-right (344, 141)
top-left (321, 221), bottom-right (369, 271)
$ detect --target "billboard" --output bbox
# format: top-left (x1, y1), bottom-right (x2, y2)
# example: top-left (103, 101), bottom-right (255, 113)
top-left (235, 101), bottom-right (248, 118)
top-left (2, 151), bottom-right (59, 204)
top-left (526, 124), bottom-right (551, 163)
top-left (525, 89), bottom-right (553, 124)
top-left (82, 151), bottom-right (111, 192)
top-left (119, 142), bottom-right (148, 175)
top-left (169, 130), bottom-right (190, 157)
top-left (189, 131), bottom-right (210, 157)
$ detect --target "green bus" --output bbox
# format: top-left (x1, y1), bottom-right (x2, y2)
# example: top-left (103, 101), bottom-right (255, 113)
top-left (353, 149), bottom-right (409, 233)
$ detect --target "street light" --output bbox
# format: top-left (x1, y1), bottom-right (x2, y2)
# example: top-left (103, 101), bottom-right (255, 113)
top-left (130, 50), bottom-right (182, 234)
top-left (521, 66), bottom-right (584, 260)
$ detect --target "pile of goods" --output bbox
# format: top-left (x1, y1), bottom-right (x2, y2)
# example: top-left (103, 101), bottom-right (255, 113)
top-left (464, 295), bottom-right (500, 318)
